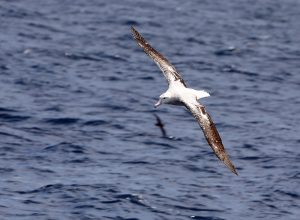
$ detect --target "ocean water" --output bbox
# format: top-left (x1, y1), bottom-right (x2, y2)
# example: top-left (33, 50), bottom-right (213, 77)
top-left (0, 0), bottom-right (299, 219)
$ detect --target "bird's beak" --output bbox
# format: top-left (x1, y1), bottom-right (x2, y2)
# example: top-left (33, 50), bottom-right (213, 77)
top-left (154, 99), bottom-right (162, 108)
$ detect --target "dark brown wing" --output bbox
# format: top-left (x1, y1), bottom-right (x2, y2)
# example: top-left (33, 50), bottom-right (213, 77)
top-left (131, 27), bottom-right (186, 87)
top-left (184, 101), bottom-right (238, 175)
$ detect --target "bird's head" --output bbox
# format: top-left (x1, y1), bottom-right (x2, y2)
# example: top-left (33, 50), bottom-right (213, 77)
top-left (155, 92), bottom-right (171, 108)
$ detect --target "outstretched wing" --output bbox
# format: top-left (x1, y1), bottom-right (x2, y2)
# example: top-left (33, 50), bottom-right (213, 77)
top-left (131, 27), bottom-right (187, 87)
top-left (184, 101), bottom-right (238, 175)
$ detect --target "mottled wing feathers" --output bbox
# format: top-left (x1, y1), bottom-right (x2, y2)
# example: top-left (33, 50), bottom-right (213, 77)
top-left (184, 102), bottom-right (238, 175)
top-left (131, 27), bottom-right (187, 87)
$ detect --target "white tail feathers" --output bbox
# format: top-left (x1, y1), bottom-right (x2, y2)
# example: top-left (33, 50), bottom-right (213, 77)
top-left (196, 90), bottom-right (210, 99)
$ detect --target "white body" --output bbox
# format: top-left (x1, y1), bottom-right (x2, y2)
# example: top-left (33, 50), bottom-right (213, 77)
top-left (155, 81), bottom-right (210, 107)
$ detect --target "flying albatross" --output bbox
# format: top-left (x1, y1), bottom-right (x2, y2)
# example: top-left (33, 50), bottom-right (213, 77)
top-left (131, 27), bottom-right (238, 175)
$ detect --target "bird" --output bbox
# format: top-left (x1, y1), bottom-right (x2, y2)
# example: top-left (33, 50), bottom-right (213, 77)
top-left (154, 113), bottom-right (167, 137)
top-left (131, 27), bottom-right (238, 175)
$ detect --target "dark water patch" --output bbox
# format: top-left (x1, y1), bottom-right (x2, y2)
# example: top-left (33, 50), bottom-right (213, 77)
top-left (122, 20), bottom-right (139, 26)
top-left (16, 183), bottom-right (65, 195)
top-left (190, 216), bottom-right (225, 220)
top-left (14, 78), bottom-right (52, 87)
top-left (185, 60), bottom-right (214, 72)
top-left (29, 213), bottom-right (47, 217)
top-left (217, 122), bottom-right (240, 130)
top-left (147, 20), bottom-right (163, 28)
top-left (243, 143), bottom-right (259, 151)
top-left (0, 131), bottom-right (32, 142)
top-left (65, 52), bottom-right (127, 62)
top-left (214, 46), bottom-right (238, 56)
top-left (22, 126), bottom-right (47, 135)
top-left (112, 123), bottom-right (126, 130)
top-left (267, 75), bottom-right (285, 83)
top-left (111, 217), bottom-right (140, 220)
top-left (83, 119), bottom-right (108, 126)
top-left (0, 167), bottom-right (14, 173)
top-left (173, 204), bottom-right (223, 212)
top-left (101, 199), bottom-right (121, 204)
top-left (261, 157), bottom-right (277, 163)
top-left (65, 52), bottom-right (103, 62)
top-left (73, 204), bottom-right (99, 209)
top-left (28, 166), bottom-right (55, 174)
top-left (119, 132), bottom-right (151, 139)
top-left (246, 120), bottom-right (264, 125)
top-left (67, 157), bottom-right (91, 164)
top-left (0, 64), bottom-right (9, 70)
top-left (45, 106), bottom-right (62, 112)
top-left (30, 64), bottom-right (54, 73)
top-left (186, 37), bottom-right (206, 45)
top-left (229, 85), bottom-right (239, 90)
top-left (15, 183), bottom-right (117, 195)
top-left (239, 156), bottom-right (261, 161)
top-left (220, 65), bottom-right (259, 77)
top-left (274, 190), bottom-right (299, 199)
top-left (100, 104), bottom-right (131, 112)
top-left (137, 76), bottom-right (155, 81)
top-left (101, 76), bottom-right (122, 81)
top-left (23, 199), bottom-right (41, 204)
top-left (0, 7), bottom-right (29, 19)
top-left (19, 31), bottom-right (52, 41)
top-left (262, 165), bottom-right (276, 169)
top-left (27, 22), bottom-right (65, 34)
top-left (44, 142), bottom-right (86, 154)
top-left (271, 55), bottom-right (300, 62)
top-left (142, 140), bottom-right (177, 149)
top-left (96, 150), bottom-right (121, 155)
top-left (184, 164), bottom-right (218, 175)
top-left (44, 118), bottom-right (80, 125)
top-left (0, 113), bottom-right (30, 122)
top-left (186, 154), bottom-right (206, 161)
top-left (184, 164), bottom-right (204, 172)
top-left (123, 160), bottom-right (152, 165)
top-left (0, 107), bottom-right (17, 112)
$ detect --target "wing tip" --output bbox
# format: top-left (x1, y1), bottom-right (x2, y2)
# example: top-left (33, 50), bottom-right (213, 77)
top-left (131, 26), bottom-right (141, 40)
top-left (131, 26), bottom-right (136, 33)
top-left (223, 156), bottom-right (238, 176)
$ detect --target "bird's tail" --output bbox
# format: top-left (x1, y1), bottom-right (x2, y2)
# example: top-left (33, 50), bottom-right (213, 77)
top-left (196, 90), bottom-right (210, 99)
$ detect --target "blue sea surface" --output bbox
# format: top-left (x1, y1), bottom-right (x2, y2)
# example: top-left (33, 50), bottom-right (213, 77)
top-left (0, 0), bottom-right (299, 219)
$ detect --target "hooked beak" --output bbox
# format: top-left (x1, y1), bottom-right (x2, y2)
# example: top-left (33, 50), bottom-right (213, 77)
top-left (154, 99), bottom-right (162, 108)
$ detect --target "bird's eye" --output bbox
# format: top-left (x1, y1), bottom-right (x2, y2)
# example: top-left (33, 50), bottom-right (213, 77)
top-left (163, 97), bottom-right (167, 99)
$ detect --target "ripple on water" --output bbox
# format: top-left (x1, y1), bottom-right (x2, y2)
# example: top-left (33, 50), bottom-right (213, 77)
top-left (0, 0), bottom-right (299, 219)
top-left (44, 118), bottom-right (80, 125)
top-left (44, 142), bottom-right (86, 154)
